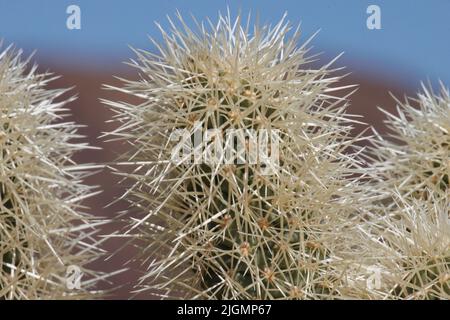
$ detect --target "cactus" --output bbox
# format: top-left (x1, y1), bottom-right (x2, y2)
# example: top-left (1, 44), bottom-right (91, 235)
top-left (350, 84), bottom-right (450, 299)
top-left (0, 45), bottom-right (104, 299)
top-left (355, 194), bottom-right (449, 299)
top-left (370, 84), bottom-right (449, 203)
top-left (390, 197), bottom-right (450, 300)
top-left (105, 12), bottom-right (370, 299)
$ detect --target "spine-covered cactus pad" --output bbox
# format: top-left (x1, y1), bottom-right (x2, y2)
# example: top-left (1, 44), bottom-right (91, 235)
top-left (105, 13), bottom-right (370, 299)
top-left (0, 46), bottom-right (104, 299)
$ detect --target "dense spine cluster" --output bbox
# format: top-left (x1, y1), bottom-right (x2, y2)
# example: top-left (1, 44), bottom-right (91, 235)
top-left (371, 84), bottom-right (449, 202)
top-left (105, 13), bottom-right (370, 299)
top-left (0, 46), bottom-right (104, 299)
top-left (352, 85), bottom-right (450, 299)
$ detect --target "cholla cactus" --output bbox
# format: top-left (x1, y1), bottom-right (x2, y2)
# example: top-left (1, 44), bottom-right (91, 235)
top-left (105, 12), bottom-right (369, 299)
top-left (386, 196), bottom-right (450, 299)
top-left (351, 84), bottom-right (450, 300)
top-left (351, 194), bottom-right (449, 299)
top-left (371, 84), bottom-right (449, 203)
top-left (0, 45), bottom-right (104, 299)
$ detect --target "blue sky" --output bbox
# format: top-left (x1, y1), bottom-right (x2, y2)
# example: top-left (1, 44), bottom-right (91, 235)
top-left (1, 0), bottom-right (449, 87)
